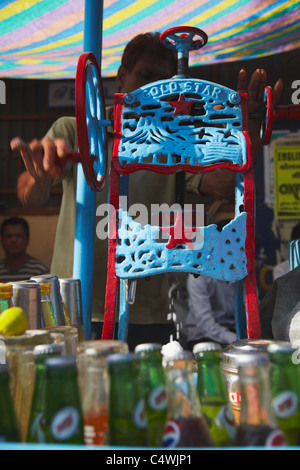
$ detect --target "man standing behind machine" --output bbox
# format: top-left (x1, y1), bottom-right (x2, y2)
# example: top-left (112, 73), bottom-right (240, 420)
top-left (11, 32), bottom-right (283, 349)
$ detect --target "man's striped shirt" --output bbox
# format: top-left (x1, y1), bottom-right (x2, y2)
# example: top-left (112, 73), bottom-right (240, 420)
top-left (0, 256), bottom-right (49, 282)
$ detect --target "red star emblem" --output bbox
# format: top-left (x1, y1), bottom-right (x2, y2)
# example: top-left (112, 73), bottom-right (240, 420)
top-left (168, 94), bottom-right (194, 116)
top-left (160, 211), bottom-right (198, 249)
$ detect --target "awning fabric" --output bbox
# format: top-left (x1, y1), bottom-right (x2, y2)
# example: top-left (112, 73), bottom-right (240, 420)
top-left (0, 0), bottom-right (299, 79)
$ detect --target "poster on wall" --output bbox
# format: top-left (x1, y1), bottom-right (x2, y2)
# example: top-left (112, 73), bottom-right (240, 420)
top-left (274, 144), bottom-right (300, 219)
top-left (263, 131), bottom-right (290, 205)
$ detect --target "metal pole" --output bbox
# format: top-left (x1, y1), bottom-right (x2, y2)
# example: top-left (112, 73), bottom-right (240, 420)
top-left (73, 0), bottom-right (104, 340)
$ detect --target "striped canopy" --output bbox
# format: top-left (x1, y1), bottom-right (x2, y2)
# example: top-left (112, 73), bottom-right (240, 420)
top-left (0, 0), bottom-right (299, 79)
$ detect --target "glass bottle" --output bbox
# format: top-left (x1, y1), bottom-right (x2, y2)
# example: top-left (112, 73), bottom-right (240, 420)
top-left (194, 342), bottom-right (236, 446)
top-left (0, 363), bottom-right (20, 442)
top-left (77, 339), bottom-right (128, 401)
top-left (162, 350), bottom-right (214, 448)
top-left (81, 347), bottom-right (110, 446)
top-left (135, 343), bottom-right (168, 447)
top-left (0, 283), bottom-right (13, 313)
top-left (26, 343), bottom-right (64, 443)
top-left (236, 352), bottom-right (286, 447)
top-left (40, 283), bottom-right (57, 328)
top-left (107, 353), bottom-right (148, 447)
top-left (44, 355), bottom-right (84, 445)
top-left (268, 342), bottom-right (300, 445)
top-left (3, 330), bottom-right (52, 442)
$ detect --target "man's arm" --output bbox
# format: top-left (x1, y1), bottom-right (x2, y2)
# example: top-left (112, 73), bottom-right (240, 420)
top-left (238, 68), bottom-right (283, 156)
top-left (17, 170), bottom-right (51, 207)
top-left (11, 136), bottom-right (70, 207)
top-left (187, 275), bottom-right (237, 345)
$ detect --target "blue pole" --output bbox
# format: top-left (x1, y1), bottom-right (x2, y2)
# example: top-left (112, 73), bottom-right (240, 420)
top-left (73, 0), bottom-right (104, 340)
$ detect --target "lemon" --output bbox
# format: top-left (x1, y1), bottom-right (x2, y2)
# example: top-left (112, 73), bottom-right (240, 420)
top-left (0, 307), bottom-right (28, 337)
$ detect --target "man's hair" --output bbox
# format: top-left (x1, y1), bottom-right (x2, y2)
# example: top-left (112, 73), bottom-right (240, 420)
top-left (121, 32), bottom-right (177, 75)
top-left (1, 217), bottom-right (30, 239)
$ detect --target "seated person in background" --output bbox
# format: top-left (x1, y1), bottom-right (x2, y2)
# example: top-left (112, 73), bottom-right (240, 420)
top-left (0, 217), bottom-right (49, 282)
top-left (273, 222), bottom-right (300, 280)
top-left (184, 220), bottom-right (237, 350)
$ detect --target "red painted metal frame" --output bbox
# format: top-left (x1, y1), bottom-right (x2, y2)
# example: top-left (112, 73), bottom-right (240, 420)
top-left (75, 52), bottom-right (108, 192)
top-left (262, 86), bottom-right (274, 146)
top-left (160, 26), bottom-right (208, 51)
top-left (102, 159), bottom-right (120, 340)
top-left (274, 104), bottom-right (300, 121)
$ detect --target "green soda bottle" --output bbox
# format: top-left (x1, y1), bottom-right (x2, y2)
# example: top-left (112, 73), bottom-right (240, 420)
top-left (0, 283), bottom-right (13, 313)
top-left (135, 343), bottom-right (168, 447)
top-left (268, 343), bottom-right (300, 445)
top-left (0, 364), bottom-right (20, 442)
top-left (194, 342), bottom-right (236, 447)
top-left (44, 355), bottom-right (84, 445)
top-left (26, 343), bottom-right (64, 443)
top-left (107, 353), bottom-right (148, 446)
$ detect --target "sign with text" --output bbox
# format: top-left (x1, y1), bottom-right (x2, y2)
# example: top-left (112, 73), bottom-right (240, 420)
top-left (274, 145), bottom-right (300, 219)
top-left (48, 79), bottom-right (116, 108)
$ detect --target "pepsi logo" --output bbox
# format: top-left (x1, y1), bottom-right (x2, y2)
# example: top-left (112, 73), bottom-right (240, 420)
top-left (162, 420), bottom-right (181, 448)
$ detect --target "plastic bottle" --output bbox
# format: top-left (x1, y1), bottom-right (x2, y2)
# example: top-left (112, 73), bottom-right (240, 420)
top-left (0, 363), bottom-right (20, 442)
top-left (135, 343), bottom-right (168, 447)
top-left (194, 342), bottom-right (236, 446)
top-left (0, 283), bottom-right (13, 314)
top-left (236, 352), bottom-right (286, 447)
top-left (268, 342), bottom-right (300, 445)
top-left (26, 343), bottom-right (64, 443)
top-left (44, 355), bottom-right (84, 445)
top-left (107, 353), bottom-right (148, 446)
top-left (162, 349), bottom-right (214, 448)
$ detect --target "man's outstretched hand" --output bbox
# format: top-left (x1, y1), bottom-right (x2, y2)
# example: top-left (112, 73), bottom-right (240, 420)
top-left (238, 68), bottom-right (283, 153)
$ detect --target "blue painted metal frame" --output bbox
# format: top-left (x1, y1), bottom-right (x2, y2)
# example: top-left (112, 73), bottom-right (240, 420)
top-left (118, 79), bottom-right (247, 169)
top-left (73, 0), bottom-right (103, 340)
top-left (105, 73), bottom-right (259, 341)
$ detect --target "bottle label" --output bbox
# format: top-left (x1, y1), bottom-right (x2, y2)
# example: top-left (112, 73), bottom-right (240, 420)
top-left (29, 412), bottom-right (46, 442)
top-left (148, 385), bottom-right (167, 411)
top-left (133, 400), bottom-right (147, 429)
top-left (50, 407), bottom-right (80, 441)
top-left (272, 391), bottom-right (299, 418)
top-left (162, 420), bottom-right (181, 448)
top-left (215, 404), bottom-right (236, 438)
top-left (228, 391), bottom-right (241, 407)
top-left (265, 429), bottom-right (286, 447)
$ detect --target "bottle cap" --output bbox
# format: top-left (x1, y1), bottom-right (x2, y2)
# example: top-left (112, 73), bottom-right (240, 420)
top-left (230, 339), bottom-right (274, 352)
top-left (267, 342), bottom-right (296, 355)
top-left (135, 343), bottom-right (162, 354)
top-left (33, 343), bottom-right (64, 356)
top-left (0, 283), bottom-right (13, 299)
top-left (107, 353), bottom-right (138, 364)
top-left (193, 342), bottom-right (221, 355)
top-left (236, 352), bottom-right (269, 368)
top-left (45, 355), bottom-right (76, 368)
top-left (81, 340), bottom-right (128, 357)
top-left (40, 283), bottom-right (51, 295)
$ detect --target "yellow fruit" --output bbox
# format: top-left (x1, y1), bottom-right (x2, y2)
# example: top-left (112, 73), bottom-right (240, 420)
top-left (0, 307), bottom-right (28, 337)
